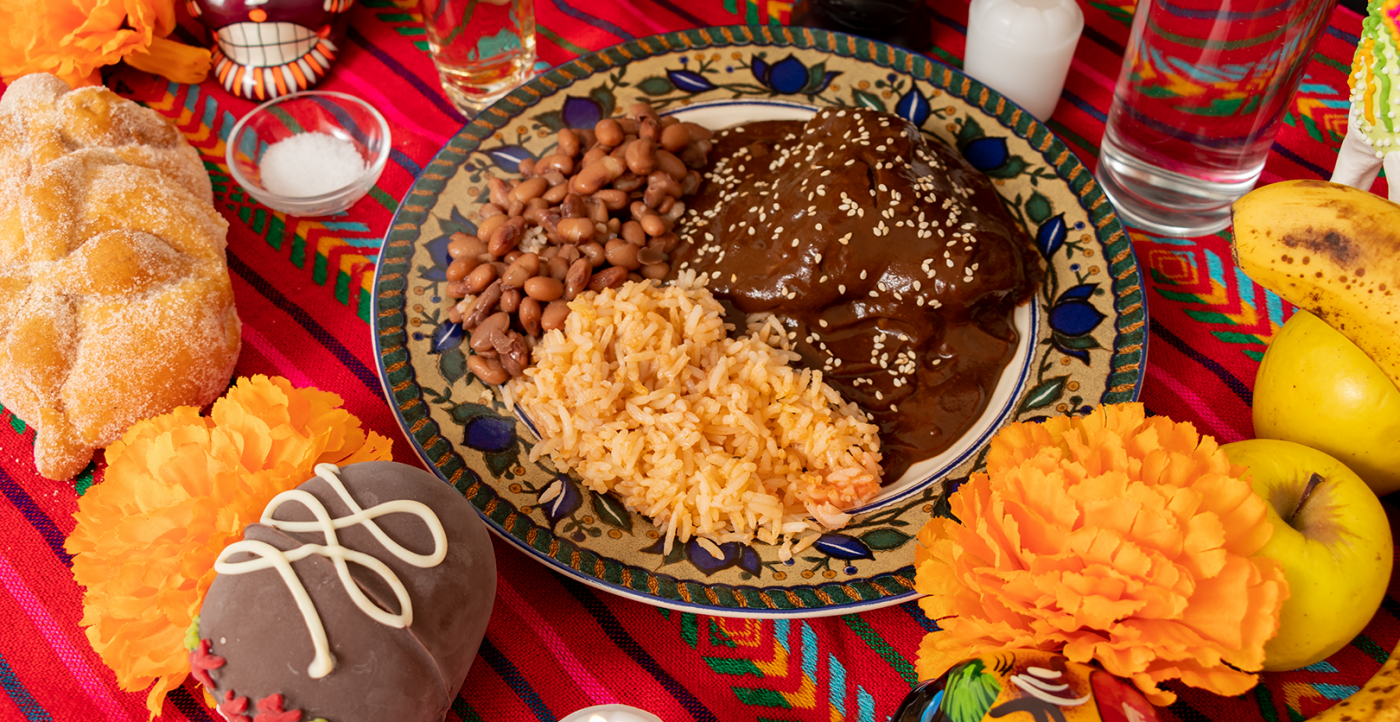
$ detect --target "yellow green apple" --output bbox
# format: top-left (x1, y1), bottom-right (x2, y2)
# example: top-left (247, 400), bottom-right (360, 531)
top-left (1254, 309), bottom-right (1400, 496)
top-left (1221, 439), bottom-right (1393, 671)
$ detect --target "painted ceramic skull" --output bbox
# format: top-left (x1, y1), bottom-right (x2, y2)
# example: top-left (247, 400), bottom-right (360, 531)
top-left (188, 0), bottom-right (355, 101)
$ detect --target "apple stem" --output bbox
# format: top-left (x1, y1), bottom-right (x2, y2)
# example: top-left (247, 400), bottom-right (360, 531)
top-left (1288, 473), bottom-right (1325, 526)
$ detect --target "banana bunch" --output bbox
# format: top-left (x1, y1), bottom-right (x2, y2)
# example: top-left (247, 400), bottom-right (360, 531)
top-left (1231, 179), bottom-right (1400, 390)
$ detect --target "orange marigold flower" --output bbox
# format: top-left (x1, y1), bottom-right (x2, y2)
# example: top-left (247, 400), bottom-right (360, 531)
top-left (915, 403), bottom-right (1287, 706)
top-left (64, 376), bottom-right (394, 719)
top-left (0, 0), bottom-right (210, 87)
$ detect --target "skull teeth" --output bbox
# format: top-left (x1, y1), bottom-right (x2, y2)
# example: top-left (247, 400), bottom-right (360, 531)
top-left (215, 22), bottom-right (318, 68)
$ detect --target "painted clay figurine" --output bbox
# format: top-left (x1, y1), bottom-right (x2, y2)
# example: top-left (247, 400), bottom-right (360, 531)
top-left (187, 0), bottom-right (355, 101)
top-left (891, 650), bottom-right (1161, 722)
top-left (1333, 0), bottom-right (1400, 200)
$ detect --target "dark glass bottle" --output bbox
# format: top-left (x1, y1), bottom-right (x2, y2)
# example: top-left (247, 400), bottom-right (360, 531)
top-left (789, 0), bottom-right (930, 51)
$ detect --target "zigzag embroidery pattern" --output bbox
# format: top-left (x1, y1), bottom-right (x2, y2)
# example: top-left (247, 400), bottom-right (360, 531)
top-left (662, 611), bottom-right (891, 721)
top-left (1134, 231), bottom-right (1289, 363)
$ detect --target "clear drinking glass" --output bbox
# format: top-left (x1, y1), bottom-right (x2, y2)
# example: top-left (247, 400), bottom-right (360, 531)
top-left (419, 0), bottom-right (537, 117)
top-left (1095, 0), bottom-right (1333, 236)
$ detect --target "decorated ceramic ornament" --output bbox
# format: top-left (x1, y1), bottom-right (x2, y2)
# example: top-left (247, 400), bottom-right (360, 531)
top-left (187, 0), bottom-right (355, 101)
top-left (1333, 0), bottom-right (1400, 200)
top-left (891, 650), bottom-right (1160, 722)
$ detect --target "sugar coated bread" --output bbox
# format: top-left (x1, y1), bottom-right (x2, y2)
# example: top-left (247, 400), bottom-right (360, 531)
top-left (192, 461), bottom-right (497, 722)
top-left (0, 73), bottom-right (240, 479)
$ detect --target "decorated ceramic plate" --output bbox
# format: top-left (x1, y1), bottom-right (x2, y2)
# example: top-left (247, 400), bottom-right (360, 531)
top-left (372, 25), bottom-right (1146, 618)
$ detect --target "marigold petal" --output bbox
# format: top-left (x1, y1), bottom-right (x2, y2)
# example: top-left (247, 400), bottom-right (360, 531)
top-left (913, 403), bottom-right (1284, 705)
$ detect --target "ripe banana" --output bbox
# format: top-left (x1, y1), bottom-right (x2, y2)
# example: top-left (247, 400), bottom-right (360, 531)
top-left (1231, 179), bottom-right (1400, 392)
top-left (1309, 635), bottom-right (1400, 721)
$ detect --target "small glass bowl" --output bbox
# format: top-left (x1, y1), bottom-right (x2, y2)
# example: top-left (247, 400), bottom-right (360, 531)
top-left (226, 91), bottom-right (391, 217)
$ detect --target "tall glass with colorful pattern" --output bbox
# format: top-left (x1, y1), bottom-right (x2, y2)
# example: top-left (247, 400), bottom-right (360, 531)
top-left (1095, 0), bottom-right (1333, 235)
top-left (419, 0), bottom-right (537, 117)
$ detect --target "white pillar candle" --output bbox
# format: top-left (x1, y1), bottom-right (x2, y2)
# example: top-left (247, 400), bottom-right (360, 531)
top-left (964, 0), bottom-right (1084, 121)
top-left (556, 705), bottom-right (666, 722)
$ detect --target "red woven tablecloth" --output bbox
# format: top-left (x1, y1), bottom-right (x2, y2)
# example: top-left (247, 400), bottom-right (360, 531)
top-left (0, 1), bottom-right (1386, 721)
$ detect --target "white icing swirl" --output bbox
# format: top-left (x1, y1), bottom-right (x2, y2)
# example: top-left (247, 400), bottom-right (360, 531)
top-left (213, 463), bottom-right (448, 679)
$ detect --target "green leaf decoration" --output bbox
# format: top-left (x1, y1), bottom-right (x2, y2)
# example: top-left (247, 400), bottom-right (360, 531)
top-left (942, 659), bottom-right (1001, 722)
top-left (852, 89), bottom-right (886, 111)
top-left (804, 61), bottom-right (828, 94)
top-left (436, 207), bottom-right (474, 237)
top-left (859, 528), bottom-right (913, 551)
top-left (982, 155), bottom-right (1029, 179)
top-left (438, 348), bottom-right (467, 384)
top-left (636, 75), bottom-right (676, 96)
top-left (592, 492), bottom-right (633, 533)
top-left (588, 85), bottom-right (617, 118)
top-left (533, 110), bottom-right (564, 132)
top-left (1020, 375), bottom-right (1069, 412)
top-left (1053, 331), bottom-right (1102, 350)
top-left (956, 115), bottom-right (985, 145)
top-left (1024, 191), bottom-right (1053, 225)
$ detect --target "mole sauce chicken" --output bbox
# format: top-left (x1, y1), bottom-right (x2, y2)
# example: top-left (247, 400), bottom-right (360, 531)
top-left (672, 108), bottom-right (1041, 479)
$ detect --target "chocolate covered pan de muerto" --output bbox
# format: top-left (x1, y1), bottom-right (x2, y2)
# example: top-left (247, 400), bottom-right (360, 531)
top-left (191, 461), bottom-right (497, 722)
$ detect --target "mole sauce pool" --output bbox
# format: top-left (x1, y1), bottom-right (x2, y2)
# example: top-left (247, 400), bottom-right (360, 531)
top-left (671, 108), bottom-right (1042, 480)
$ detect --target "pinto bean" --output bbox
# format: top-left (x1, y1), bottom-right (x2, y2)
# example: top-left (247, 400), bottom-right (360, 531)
top-left (518, 296), bottom-right (542, 336)
top-left (580, 146), bottom-right (607, 168)
top-left (595, 118), bottom-right (625, 147)
top-left (564, 258), bottom-right (592, 300)
top-left (588, 266), bottom-right (629, 291)
top-left (502, 252), bottom-right (540, 289)
top-left (470, 312), bottom-right (511, 353)
top-left (524, 276), bottom-right (564, 302)
top-left (517, 157), bottom-right (537, 177)
top-left (640, 213), bottom-right (666, 237)
top-left (498, 331), bottom-right (530, 377)
top-left (655, 149), bottom-right (686, 182)
top-left (467, 355), bottom-right (509, 385)
top-left (579, 240), bottom-right (606, 267)
top-left (537, 153), bottom-right (575, 176)
top-left (488, 177), bottom-right (511, 207)
top-left (462, 280), bottom-right (503, 329)
top-left (449, 232), bottom-right (487, 257)
top-left (475, 215), bottom-right (507, 247)
top-left (446, 257), bottom-right (478, 282)
top-left (660, 123), bottom-right (691, 152)
top-left (557, 128), bottom-right (580, 157)
top-left (465, 262), bottom-right (497, 294)
top-left (557, 217), bottom-right (596, 243)
top-left (625, 138), bottom-right (656, 176)
top-left (621, 220), bottom-right (646, 246)
top-left (595, 188), bottom-right (628, 211)
top-left (570, 156), bottom-right (626, 195)
top-left (639, 262), bottom-right (670, 280)
top-left (488, 216), bottom-right (527, 256)
top-left (543, 183), bottom-right (569, 205)
top-left (547, 255), bottom-right (570, 280)
top-left (500, 288), bottom-right (522, 314)
top-left (605, 239), bottom-right (641, 269)
top-left (612, 172), bottom-right (645, 193)
top-left (541, 299), bottom-right (571, 331)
